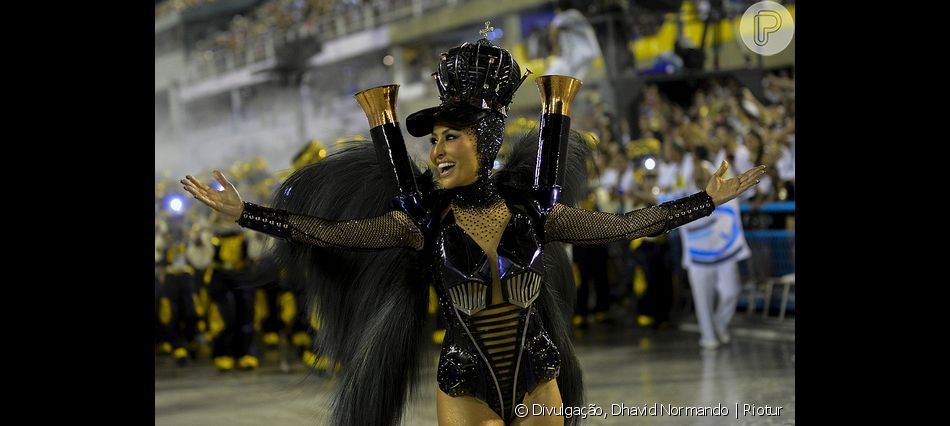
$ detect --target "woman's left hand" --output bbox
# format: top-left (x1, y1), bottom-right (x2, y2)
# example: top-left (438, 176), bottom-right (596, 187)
top-left (705, 161), bottom-right (768, 207)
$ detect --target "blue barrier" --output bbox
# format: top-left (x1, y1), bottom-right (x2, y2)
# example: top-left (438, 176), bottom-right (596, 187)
top-left (738, 216), bottom-right (795, 315)
top-left (743, 232), bottom-right (794, 279)
top-left (740, 201), bottom-right (795, 214)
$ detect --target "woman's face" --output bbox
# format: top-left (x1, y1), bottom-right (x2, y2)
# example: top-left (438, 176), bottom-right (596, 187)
top-left (429, 122), bottom-right (479, 189)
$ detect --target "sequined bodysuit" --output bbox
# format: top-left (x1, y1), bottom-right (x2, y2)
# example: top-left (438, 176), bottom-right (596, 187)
top-left (434, 198), bottom-right (548, 421)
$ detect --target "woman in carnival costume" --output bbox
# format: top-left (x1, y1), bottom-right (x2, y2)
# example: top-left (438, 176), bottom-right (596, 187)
top-left (182, 24), bottom-right (766, 426)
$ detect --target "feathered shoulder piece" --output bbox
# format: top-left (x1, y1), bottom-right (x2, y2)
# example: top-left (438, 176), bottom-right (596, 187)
top-left (494, 128), bottom-right (592, 208)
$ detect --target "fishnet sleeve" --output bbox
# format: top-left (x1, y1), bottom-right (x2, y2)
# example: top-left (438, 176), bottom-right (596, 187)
top-left (237, 202), bottom-right (423, 250)
top-left (544, 191), bottom-right (715, 245)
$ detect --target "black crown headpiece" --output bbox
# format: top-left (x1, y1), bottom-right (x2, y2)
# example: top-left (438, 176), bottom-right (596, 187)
top-left (406, 22), bottom-right (532, 137)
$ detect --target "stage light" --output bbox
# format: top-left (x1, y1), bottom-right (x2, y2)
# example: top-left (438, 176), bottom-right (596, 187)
top-left (644, 158), bottom-right (656, 170)
top-left (167, 195), bottom-right (185, 214)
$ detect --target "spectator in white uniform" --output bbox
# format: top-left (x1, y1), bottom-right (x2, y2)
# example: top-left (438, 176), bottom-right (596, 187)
top-left (664, 159), bottom-right (751, 349)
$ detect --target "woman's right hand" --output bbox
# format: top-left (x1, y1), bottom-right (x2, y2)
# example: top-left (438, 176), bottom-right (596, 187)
top-left (181, 170), bottom-right (244, 222)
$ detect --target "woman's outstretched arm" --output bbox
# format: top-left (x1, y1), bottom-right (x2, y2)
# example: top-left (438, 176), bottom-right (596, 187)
top-left (545, 161), bottom-right (766, 245)
top-left (183, 171), bottom-right (423, 251)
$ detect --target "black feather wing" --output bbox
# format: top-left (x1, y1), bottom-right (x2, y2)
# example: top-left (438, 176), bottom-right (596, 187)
top-left (271, 144), bottom-right (434, 426)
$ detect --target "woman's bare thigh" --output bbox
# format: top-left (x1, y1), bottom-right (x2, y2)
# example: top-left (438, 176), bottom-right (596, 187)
top-left (512, 379), bottom-right (563, 426)
top-left (435, 380), bottom-right (563, 426)
top-left (437, 387), bottom-right (505, 426)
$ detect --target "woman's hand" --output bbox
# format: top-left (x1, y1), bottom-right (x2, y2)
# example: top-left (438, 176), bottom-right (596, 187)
top-left (705, 161), bottom-right (767, 207)
top-left (181, 170), bottom-right (244, 222)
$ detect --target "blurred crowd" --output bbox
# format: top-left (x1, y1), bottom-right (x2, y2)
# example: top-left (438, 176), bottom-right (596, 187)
top-left (163, 0), bottom-right (794, 83)
top-left (579, 70), bottom-right (795, 214)
top-left (161, 0), bottom-right (417, 66)
top-left (156, 0), bottom-right (218, 19)
top-left (154, 139), bottom-right (352, 371)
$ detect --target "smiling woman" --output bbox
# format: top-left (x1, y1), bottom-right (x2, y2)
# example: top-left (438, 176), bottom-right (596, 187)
top-left (430, 123), bottom-right (480, 189)
top-left (181, 22), bottom-right (766, 426)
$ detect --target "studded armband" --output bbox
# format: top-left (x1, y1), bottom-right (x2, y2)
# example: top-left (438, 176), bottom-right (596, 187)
top-left (659, 191), bottom-right (715, 233)
top-left (236, 202), bottom-right (292, 240)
